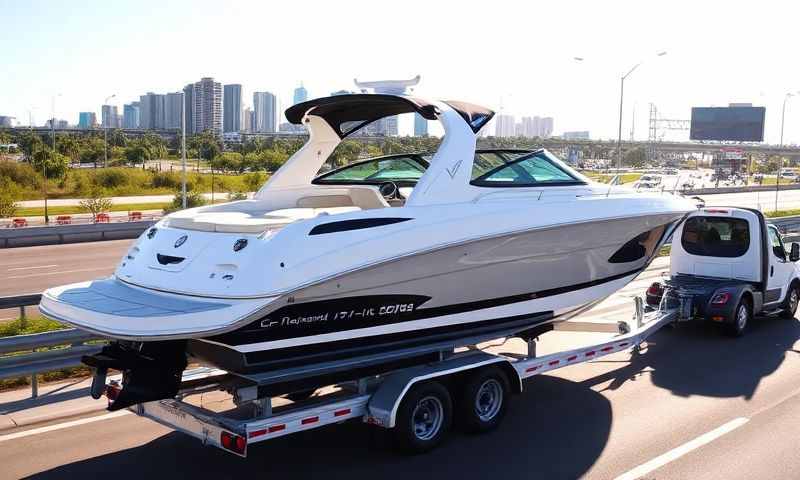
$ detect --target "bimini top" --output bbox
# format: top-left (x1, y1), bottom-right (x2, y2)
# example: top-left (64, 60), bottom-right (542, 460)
top-left (284, 94), bottom-right (494, 138)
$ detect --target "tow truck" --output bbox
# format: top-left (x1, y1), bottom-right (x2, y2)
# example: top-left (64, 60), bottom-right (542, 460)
top-left (646, 207), bottom-right (800, 336)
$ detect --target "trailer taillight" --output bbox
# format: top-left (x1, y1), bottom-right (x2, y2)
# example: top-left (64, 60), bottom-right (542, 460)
top-left (220, 431), bottom-right (246, 455)
top-left (711, 292), bottom-right (731, 305)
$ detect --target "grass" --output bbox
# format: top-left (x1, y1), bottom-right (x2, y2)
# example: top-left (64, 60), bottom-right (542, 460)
top-left (582, 172), bottom-right (642, 184)
top-left (0, 317), bottom-right (92, 392)
top-left (15, 202), bottom-right (172, 217)
top-left (765, 209), bottom-right (800, 218)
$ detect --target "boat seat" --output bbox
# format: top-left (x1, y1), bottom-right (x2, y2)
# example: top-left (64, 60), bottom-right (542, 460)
top-left (168, 207), bottom-right (361, 234)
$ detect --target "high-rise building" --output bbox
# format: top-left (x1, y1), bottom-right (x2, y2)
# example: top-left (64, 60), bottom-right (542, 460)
top-left (192, 77), bottom-right (222, 135)
top-left (183, 84), bottom-right (195, 134)
top-left (101, 105), bottom-right (119, 128)
top-left (123, 102), bottom-right (140, 129)
top-left (165, 92), bottom-right (183, 129)
top-left (243, 107), bottom-right (253, 133)
top-left (494, 114), bottom-right (516, 137)
top-left (293, 84), bottom-right (308, 105)
top-left (413, 114), bottom-right (428, 136)
top-left (541, 117), bottom-right (554, 138)
top-left (224, 84), bottom-right (243, 133)
top-left (253, 91), bottom-right (277, 133)
top-left (78, 112), bottom-right (97, 129)
top-left (139, 93), bottom-right (166, 129)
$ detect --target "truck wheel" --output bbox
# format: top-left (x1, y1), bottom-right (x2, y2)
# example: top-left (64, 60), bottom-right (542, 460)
top-left (393, 381), bottom-right (452, 454)
top-left (726, 298), bottom-right (751, 337)
top-left (780, 285), bottom-right (799, 319)
top-left (458, 366), bottom-right (510, 433)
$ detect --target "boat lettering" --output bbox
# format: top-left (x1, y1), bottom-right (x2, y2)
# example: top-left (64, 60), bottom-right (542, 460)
top-left (259, 303), bottom-right (416, 328)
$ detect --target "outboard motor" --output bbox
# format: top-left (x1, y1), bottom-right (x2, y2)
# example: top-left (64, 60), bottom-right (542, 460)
top-left (82, 340), bottom-right (187, 411)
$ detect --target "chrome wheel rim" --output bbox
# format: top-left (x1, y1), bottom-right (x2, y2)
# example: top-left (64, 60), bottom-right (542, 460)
top-left (412, 396), bottom-right (444, 441)
top-left (737, 304), bottom-right (748, 330)
top-left (475, 379), bottom-right (503, 422)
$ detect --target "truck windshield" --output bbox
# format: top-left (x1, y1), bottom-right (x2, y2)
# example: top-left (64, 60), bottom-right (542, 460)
top-left (681, 216), bottom-right (750, 258)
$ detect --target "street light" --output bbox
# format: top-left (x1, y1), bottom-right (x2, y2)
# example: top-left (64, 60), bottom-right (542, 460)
top-left (181, 91), bottom-right (187, 209)
top-left (574, 51), bottom-right (667, 171)
top-left (103, 94), bottom-right (116, 168)
top-left (46, 94), bottom-right (62, 224)
top-left (775, 91), bottom-right (800, 211)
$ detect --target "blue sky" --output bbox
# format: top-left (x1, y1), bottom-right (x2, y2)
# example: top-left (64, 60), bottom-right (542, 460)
top-left (3, 0), bottom-right (800, 143)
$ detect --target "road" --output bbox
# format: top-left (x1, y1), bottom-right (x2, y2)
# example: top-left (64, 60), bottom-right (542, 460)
top-left (2, 264), bottom-right (800, 478)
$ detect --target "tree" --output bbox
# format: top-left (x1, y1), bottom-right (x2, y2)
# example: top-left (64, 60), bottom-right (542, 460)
top-left (623, 147), bottom-right (647, 168)
top-left (243, 171), bottom-right (266, 192)
top-left (194, 131), bottom-right (221, 163)
top-left (78, 188), bottom-right (113, 220)
top-left (32, 149), bottom-right (69, 179)
top-left (124, 144), bottom-right (147, 165)
top-left (17, 131), bottom-right (45, 161)
top-left (165, 188), bottom-right (207, 214)
top-left (108, 129), bottom-right (127, 147)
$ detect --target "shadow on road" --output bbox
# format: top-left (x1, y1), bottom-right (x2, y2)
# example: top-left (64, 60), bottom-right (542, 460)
top-left (30, 375), bottom-right (612, 479)
top-left (588, 316), bottom-right (800, 400)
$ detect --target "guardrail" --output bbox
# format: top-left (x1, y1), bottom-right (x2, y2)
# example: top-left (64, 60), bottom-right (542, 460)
top-left (0, 219), bottom-right (157, 248)
top-left (0, 294), bottom-right (102, 398)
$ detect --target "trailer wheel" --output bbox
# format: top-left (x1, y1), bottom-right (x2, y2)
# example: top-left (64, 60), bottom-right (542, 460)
top-left (393, 381), bottom-right (452, 453)
top-left (458, 366), bottom-right (510, 434)
top-left (726, 297), bottom-right (751, 337)
top-left (780, 285), bottom-right (799, 319)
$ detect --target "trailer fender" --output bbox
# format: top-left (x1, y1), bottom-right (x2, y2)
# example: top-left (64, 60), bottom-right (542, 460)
top-left (366, 352), bottom-right (519, 429)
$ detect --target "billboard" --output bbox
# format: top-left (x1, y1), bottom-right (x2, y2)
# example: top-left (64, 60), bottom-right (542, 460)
top-left (690, 107), bottom-right (765, 142)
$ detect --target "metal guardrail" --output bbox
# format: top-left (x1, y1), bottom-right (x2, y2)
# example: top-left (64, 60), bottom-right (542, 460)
top-left (0, 294), bottom-right (102, 398)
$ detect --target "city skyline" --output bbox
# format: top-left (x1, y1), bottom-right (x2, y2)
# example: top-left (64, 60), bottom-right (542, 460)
top-left (4, 1), bottom-right (800, 142)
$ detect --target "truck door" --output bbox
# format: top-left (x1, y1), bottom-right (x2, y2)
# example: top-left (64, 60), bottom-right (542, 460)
top-left (765, 225), bottom-right (794, 304)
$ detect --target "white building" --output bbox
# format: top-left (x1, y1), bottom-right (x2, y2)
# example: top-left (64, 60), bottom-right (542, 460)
top-left (494, 114), bottom-right (516, 137)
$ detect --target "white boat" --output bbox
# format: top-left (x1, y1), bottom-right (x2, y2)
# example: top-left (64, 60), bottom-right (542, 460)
top-left (39, 94), bottom-right (695, 409)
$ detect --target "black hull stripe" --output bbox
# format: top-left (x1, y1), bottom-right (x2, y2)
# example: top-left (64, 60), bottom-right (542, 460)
top-left (190, 311), bottom-right (555, 373)
top-left (209, 265), bottom-right (644, 347)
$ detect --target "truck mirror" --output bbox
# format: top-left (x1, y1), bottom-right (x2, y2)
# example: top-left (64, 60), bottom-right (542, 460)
top-left (791, 243), bottom-right (800, 262)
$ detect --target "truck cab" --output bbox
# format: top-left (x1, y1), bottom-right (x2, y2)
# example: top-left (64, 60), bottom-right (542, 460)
top-left (646, 207), bottom-right (800, 336)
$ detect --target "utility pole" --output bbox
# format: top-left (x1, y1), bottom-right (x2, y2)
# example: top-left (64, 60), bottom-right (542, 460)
top-left (181, 92), bottom-right (187, 209)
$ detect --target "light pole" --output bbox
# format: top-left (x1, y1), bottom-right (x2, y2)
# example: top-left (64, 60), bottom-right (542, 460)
top-left (45, 94), bottom-right (61, 224)
top-left (103, 94), bottom-right (116, 168)
top-left (181, 92), bottom-right (187, 209)
top-left (574, 52), bottom-right (667, 172)
top-left (775, 92), bottom-right (800, 212)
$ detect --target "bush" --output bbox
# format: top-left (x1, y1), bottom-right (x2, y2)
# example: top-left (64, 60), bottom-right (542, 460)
top-left (0, 161), bottom-right (41, 189)
top-left (0, 194), bottom-right (18, 218)
top-left (227, 191), bottom-right (247, 201)
top-left (94, 169), bottom-right (129, 188)
top-left (165, 189), bottom-right (207, 214)
top-left (243, 171), bottom-right (265, 192)
top-left (151, 171), bottom-right (182, 189)
top-left (79, 188), bottom-right (113, 219)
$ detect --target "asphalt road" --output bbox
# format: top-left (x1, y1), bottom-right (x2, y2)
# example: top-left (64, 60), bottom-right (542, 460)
top-left (2, 268), bottom-right (800, 479)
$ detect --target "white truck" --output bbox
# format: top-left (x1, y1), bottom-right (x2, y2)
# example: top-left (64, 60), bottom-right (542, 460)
top-left (646, 207), bottom-right (800, 336)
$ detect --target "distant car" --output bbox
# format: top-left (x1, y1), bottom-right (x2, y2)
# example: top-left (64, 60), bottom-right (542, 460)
top-left (781, 171), bottom-right (796, 179)
top-left (665, 168), bottom-right (679, 175)
top-left (639, 174), bottom-right (662, 186)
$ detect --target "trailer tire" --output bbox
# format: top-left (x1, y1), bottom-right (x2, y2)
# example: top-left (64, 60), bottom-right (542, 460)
top-left (726, 297), bottom-right (751, 337)
top-left (780, 285), bottom-right (799, 319)
top-left (457, 366), bottom-right (510, 434)
top-left (393, 381), bottom-right (452, 454)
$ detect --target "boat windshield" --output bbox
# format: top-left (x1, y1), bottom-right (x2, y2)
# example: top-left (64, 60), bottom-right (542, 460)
top-left (314, 156), bottom-right (427, 184)
top-left (470, 150), bottom-right (586, 187)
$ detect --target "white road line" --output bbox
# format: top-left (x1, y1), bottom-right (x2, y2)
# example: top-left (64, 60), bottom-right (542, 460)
top-left (7, 267), bottom-right (111, 280)
top-left (6, 264), bottom-right (59, 272)
top-left (0, 411), bottom-right (129, 443)
top-left (614, 417), bottom-right (749, 480)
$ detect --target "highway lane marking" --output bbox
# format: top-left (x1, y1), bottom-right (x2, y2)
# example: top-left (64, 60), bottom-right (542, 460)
top-left (614, 417), bottom-right (749, 480)
top-left (7, 267), bottom-right (113, 280)
top-left (6, 264), bottom-right (59, 271)
top-left (0, 411), bottom-right (129, 443)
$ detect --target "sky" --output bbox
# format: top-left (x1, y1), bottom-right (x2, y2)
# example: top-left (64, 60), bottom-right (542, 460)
top-left (2, 0), bottom-right (800, 143)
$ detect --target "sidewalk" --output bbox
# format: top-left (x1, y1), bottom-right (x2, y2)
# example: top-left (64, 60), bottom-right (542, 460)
top-left (17, 192), bottom-right (250, 208)
top-left (0, 377), bottom-right (107, 431)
